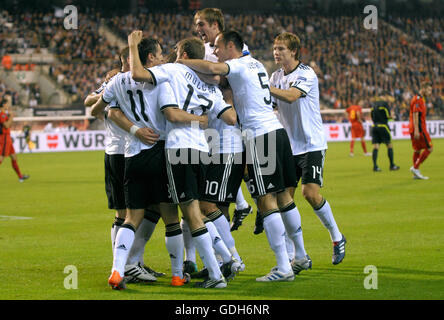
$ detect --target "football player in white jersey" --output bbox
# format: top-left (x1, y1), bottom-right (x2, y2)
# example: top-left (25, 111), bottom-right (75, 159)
top-left (178, 30), bottom-right (311, 282)
top-left (194, 8), bottom-right (253, 233)
top-left (92, 38), bottom-right (196, 289)
top-left (129, 31), bottom-right (241, 288)
top-left (173, 8), bottom-right (246, 278)
top-left (87, 47), bottom-right (163, 283)
top-left (269, 32), bottom-right (346, 265)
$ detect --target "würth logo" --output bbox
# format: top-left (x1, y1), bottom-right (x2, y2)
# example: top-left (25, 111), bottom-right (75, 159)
top-left (329, 126), bottom-right (339, 139)
top-left (46, 134), bottom-right (59, 148)
top-left (402, 124), bottom-right (409, 136)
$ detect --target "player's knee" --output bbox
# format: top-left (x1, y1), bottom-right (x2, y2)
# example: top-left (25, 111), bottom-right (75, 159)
top-left (302, 189), bottom-right (320, 207)
top-left (428, 147), bottom-right (433, 153)
top-left (199, 201), bottom-right (218, 215)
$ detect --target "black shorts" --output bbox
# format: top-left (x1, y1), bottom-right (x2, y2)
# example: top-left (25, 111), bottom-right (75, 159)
top-left (124, 141), bottom-right (169, 209)
top-left (165, 148), bottom-right (206, 204)
top-left (245, 128), bottom-right (297, 198)
top-left (294, 150), bottom-right (326, 188)
top-left (200, 152), bottom-right (245, 204)
top-left (371, 125), bottom-right (392, 144)
top-left (104, 153), bottom-right (126, 210)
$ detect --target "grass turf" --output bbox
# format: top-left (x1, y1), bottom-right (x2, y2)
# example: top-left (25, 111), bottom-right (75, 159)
top-left (1, 139), bottom-right (443, 300)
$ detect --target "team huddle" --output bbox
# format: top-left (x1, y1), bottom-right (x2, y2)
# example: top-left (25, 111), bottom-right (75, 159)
top-left (86, 8), bottom-right (347, 290)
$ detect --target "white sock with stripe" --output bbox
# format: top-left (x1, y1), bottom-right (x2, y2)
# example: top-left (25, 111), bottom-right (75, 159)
top-left (181, 219), bottom-right (197, 263)
top-left (211, 212), bottom-right (242, 262)
top-left (165, 223), bottom-right (184, 278)
top-left (192, 228), bottom-right (223, 280)
top-left (314, 199), bottom-right (342, 242)
top-left (235, 187), bottom-right (249, 210)
top-left (280, 202), bottom-right (307, 260)
top-left (112, 224), bottom-right (135, 277)
top-left (204, 220), bottom-right (232, 264)
top-left (263, 211), bottom-right (292, 274)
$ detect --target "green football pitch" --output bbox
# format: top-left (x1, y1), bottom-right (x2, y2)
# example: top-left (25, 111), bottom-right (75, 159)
top-left (1, 139), bottom-right (443, 300)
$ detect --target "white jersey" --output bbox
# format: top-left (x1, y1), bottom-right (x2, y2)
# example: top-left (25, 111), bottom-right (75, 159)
top-left (225, 54), bottom-right (283, 139)
top-left (94, 80), bottom-right (126, 155)
top-left (102, 71), bottom-right (177, 157)
top-left (269, 63), bottom-right (327, 155)
top-left (148, 63), bottom-right (232, 153)
top-left (204, 43), bottom-right (243, 154)
top-left (204, 42), bottom-right (251, 62)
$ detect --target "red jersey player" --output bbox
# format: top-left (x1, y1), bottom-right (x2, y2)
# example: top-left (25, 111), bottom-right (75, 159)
top-left (346, 102), bottom-right (370, 157)
top-left (0, 99), bottom-right (29, 182)
top-left (409, 81), bottom-right (433, 180)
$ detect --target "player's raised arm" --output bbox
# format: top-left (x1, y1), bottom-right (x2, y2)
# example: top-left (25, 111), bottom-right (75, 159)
top-left (270, 86), bottom-right (303, 104)
top-left (177, 58), bottom-right (229, 76)
top-left (128, 30), bottom-right (154, 83)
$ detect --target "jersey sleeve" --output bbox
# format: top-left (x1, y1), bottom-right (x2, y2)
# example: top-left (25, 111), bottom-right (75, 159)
top-left (147, 63), bottom-right (175, 86)
top-left (157, 81), bottom-right (179, 111)
top-left (211, 88), bottom-right (232, 118)
top-left (102, 76), bottom-right (117, 104)
top-left (225, 58), bottom-right (244, 78)
top-left (290, 69), bottom-right (317, 97)
top-left (94, 81), bottom-right (107, 95)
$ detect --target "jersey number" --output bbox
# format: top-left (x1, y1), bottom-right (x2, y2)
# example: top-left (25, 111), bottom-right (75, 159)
top-left (183, 84), bottom-right (213, 114)
top-left (258, 72), bottom-right (272, 105)
top-left (127, 90), bottom-right (148, 122)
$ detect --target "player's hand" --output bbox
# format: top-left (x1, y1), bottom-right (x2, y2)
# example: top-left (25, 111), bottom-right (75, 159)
top-left (135, 127), bottom-right (160, 145)
top-left (128, 30), bottom-right (143, 47)
top-left (199, 115), bottom-right (208, 129)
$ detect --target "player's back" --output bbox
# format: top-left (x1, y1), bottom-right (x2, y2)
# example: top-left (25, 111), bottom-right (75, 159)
top-left (149, 63), bottom-right (230, 152)
top-left (225, 54), bottom-right (282, 137)
top-left (371, 100), bottom-right (390, 125)
top-left (346, 105), bottom-right (362, 123)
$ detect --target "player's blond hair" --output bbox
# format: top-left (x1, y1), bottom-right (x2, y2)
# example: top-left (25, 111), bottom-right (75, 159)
top-left (274, 32), bottom-right (301, 60)
top-left (194, 8), bottom-right (224, 32)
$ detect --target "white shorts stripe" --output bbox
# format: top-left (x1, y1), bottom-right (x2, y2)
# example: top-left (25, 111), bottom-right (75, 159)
top-left (219, 153), bottom-right (234, 202)
top-left (165, 149), bottom-right (179, 204)
top-left (250, 140), bottom-right (266, 196)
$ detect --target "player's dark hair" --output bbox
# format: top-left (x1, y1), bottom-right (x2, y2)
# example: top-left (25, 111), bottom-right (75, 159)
top-left (138, 38), bottom-right (162, 65)
top-left (177, 37), bottom-right (205, 59)
top-left (118, 46), bottom-right (129, 70)
top-left (220, 30), bottom-right (244, 52)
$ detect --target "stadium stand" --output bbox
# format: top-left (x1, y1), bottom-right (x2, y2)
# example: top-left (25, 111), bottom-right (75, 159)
top-left (1, 1), bottom-right (443, 130)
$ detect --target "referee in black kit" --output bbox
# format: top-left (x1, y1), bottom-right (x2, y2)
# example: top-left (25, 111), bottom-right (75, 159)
top-left (370, 93), bottom-right (400, 172)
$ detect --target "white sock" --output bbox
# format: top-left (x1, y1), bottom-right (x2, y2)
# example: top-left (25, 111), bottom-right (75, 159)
top-left (285, 234), bottom-right (295, 261)
top-left (192, 229), bottom-right (223, 280)
top-left (127, 218), bottom-right (156, 265)
top-left (235, 186), bottom-right (249, 210)
top-left (263, 212), bottom-right (291, 274)
top-left (314, 199), bottom-right (342, 242)
top-left (205, 221), bottom-right (232, 264)
top-left (165, 229), bottom-right (184, 278)
top-left (211, 214), bottom-right (242, 262)
top-left (281, 204), bottom-right (307, 260)
top-left (112, 225), bottom-right (135, 277)
top-left (181, 219), bottom-right (196, 263)
top-left (110, 217), bottom-right (124, 253)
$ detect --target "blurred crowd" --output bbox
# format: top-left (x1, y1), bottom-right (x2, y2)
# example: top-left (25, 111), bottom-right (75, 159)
top-left (1, 9), bottom-right (443, 123)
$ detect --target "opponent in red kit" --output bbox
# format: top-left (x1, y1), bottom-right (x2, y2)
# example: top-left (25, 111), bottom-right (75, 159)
top-left (0, 99), bottom-right (29, 182)
top-left (409, 82), bottom-right (433, 180)
top-left (346, 102), bottom-right (370, 157)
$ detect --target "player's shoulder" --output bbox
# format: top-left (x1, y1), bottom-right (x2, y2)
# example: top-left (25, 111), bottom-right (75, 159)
top-left (296, 63), bottom-right (316, 77)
